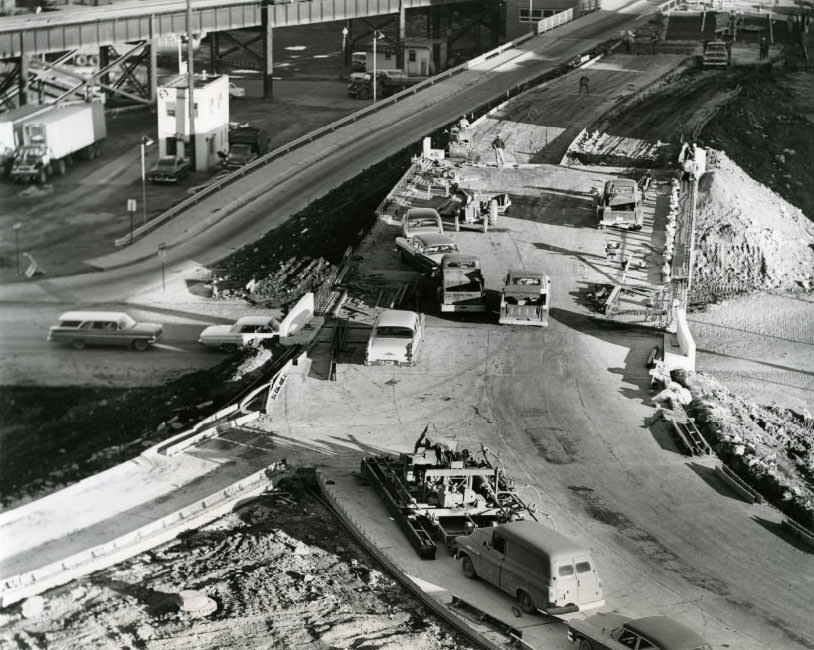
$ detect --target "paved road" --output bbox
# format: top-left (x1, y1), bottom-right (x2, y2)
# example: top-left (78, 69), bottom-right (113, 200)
top-left (0, 0), bottom-right (662, 386)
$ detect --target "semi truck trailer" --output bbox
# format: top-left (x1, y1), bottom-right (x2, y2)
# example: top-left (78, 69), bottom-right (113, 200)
top-left (10, 102), bottom-right (106, 184)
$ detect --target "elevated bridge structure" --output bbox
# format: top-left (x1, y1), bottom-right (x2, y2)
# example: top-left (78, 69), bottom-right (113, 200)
top-left (0, 0), bottom-right (486, 107)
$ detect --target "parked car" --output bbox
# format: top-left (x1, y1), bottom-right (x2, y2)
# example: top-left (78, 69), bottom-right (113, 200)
top-left (223, 143), bottom-right (258, 169)
top-left (228, 81), bottom-right (247, 98)
top-left (147, 156), bottom-right (191, 183)
top-left (395, 232), bottom-right (458, 275)
top-left (364, 309), bottom-right (425, 366)
top-left (568, 614), bottom-right (712, 650)
top-left (47, 310), bottom-right (163, 351)
top-left (401, 207), bottom-right (444, 238)
top-left (198, 315), bottom-right (282, 352)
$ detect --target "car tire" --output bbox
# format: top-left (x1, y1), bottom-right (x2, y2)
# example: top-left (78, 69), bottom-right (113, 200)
top-left (71, 339), bottom-right (86, 350)
top-left (131, 339), bottom-right (149, 352)
top-left (517, 590), bottom-right (536, 614)
top-left (578, 639), bottom-right (593, 650)
top-left (461, 555), bottom-right (477, 579)
top-left (221, 343), bottom-right (238, 353)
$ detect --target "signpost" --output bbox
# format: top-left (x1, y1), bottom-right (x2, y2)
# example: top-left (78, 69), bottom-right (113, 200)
top-left (157, 242), bottom-right (167, 291)
top-left (127, 199), bottom-right (137, 245)
top-left (12, 222), bottom-right (22, 275)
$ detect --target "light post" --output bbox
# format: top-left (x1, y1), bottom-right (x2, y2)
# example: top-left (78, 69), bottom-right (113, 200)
top-left (157, 242), bottom-right (167, 292)
top-left (12, 222), bottom-right (22, 275)
top-left (372, 30), bottom-right (384, 103)
top-left (140, 135), bottom-right (154, 226)
top-left (529, 0), bottom-right (533, 30)
top-left (341, 26), bottom-right (349, 77)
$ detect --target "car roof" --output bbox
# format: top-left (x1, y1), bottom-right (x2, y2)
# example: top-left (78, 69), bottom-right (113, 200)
top-left (375, 309), bottom-right (418, 328)
top-left (506, 269), bottom-right (548, 280)
top-left (494, 520), bottom-right (591, 557)
top-left (414, 232), bottom-right (453, 246)
top-left (607, 178), bottom-right (637, 187)
top-left (625, 616), bottom-right (709, 649)
top-left (57, 311), bottom-right (131, 322)
top-left (234, 316), bottom-right (277, 326)
top-left (404, 208), bottom-right (441, 221)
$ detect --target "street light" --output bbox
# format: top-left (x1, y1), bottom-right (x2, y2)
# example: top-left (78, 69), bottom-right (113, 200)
top-left (341, 25), bottom-right (349, 76)
top-left (372, 30), bottom-right (384, 103)
top-left (140, 135), bottom-right (154, 226)
top-left (12, 222), bottom-right (22, 275)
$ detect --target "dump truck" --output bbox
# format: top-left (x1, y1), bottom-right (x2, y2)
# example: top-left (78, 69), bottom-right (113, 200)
top-left (347, 70), bottom-right (424, 99)
top-left (595, 178), bottom-right (643, 231)
top-left (703, 40), bottom-right (729, 68)
top-left (224, 125), bottom-right (269, 168)
top-left (499, 269), bottom-right (551, 326)
top-left (437, 254), bottom-right (486, 313)
top-left (10, 102), bottom-right (106, 183)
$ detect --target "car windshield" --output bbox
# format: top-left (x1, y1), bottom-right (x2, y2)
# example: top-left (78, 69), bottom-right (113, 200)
top-left (375, 326), bottom-right (413, 338)
top-left (409, 218), bottom-right (438, 229)
top-left (156, 159), bottom-right (177, 169)
top-left (511, 277), bottom-right (541, 286)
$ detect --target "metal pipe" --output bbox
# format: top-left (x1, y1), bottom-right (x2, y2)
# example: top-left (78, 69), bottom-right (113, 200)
top-left (186, 0), bottom-right (196, 170)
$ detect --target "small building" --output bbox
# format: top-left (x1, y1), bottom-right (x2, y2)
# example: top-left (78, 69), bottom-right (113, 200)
top-left (403, 38), bottom-right (447, 76)
top-left (502, 0), bottom-right (593, 40)
top-left (156, 73), bottom-right (229, 171)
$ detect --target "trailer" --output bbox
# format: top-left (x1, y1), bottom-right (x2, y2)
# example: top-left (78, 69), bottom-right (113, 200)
top-left (10, 102), bottom-right (106, 183)
top-left (360, 427), bottom-right (537, 559)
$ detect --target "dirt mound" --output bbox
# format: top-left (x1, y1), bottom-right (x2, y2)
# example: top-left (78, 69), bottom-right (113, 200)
top-left (692, 151), bottom-right (814, 300)
top-left (682, 372), bottom-right (814, 528)
top-left (0, 487), bottom-right (475, 650)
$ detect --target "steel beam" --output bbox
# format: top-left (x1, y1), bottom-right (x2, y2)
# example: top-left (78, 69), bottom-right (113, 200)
top-left (0, 0), bottom-right (468, 58)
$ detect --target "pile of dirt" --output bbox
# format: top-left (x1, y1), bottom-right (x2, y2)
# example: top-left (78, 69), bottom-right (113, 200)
top-left (681, 372), bottom-right (814, 528)
top-left (691, 150), bottom-right (814, 300)
top-left (0, 481), bottom-right (476, 650)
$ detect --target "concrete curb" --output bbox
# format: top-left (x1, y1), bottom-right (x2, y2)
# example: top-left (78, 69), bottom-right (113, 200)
top-left (0, 461), bottom-right (287, 608)
top-left (316, 469), bottom-right (514, 650)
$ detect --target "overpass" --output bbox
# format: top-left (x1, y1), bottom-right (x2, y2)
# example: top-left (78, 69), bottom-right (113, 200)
top-left (0, 0), bottom-right (494, 106)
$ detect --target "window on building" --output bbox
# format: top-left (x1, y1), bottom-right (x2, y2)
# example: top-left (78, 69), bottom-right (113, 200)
top-left (166, 102), bottom-right (176, 117)
top-left (408, 49), bottom-right (417, 62)
top-left (519, 8), bottom-right (544, 22)
top-left (543, 9), bottom-right (555, 16)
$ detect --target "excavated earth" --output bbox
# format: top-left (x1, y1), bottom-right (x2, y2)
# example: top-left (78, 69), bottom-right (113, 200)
top-left (2, 61), bottom-right (814, 648)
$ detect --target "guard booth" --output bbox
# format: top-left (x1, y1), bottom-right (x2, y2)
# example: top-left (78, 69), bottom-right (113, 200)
top-left (403, 38), bottom-right (447, 76)
top-left (156, 73), bottom-right (229, 171)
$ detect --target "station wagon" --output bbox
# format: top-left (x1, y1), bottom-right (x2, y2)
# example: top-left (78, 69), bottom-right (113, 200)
top-left (47, 310), bottom-right (163, 351)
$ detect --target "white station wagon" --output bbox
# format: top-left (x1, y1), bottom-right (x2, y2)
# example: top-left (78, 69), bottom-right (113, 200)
top-left (365, 309), bottom-right (425, 367)
top-left (198, 315), bottom-right (281, 352)
top-left (47, 310), bottom-right (163, 351)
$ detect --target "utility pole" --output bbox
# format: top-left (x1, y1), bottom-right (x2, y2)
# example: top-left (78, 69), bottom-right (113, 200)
top-left (186, 0), bottom-right (196, 171)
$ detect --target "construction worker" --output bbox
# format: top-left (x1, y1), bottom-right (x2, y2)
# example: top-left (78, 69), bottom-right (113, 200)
top-left (578, 75), bottom-right (590, 94)
top-left (491, 133), bottom-right (505, 167)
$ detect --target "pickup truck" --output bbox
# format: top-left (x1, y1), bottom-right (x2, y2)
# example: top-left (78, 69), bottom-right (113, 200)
top-left (224, 143), bottom-right (258, 169)
top-left (438, 254), bottom-right (486, 313)
top-left (499, 269), bottom-right (551, 326)
top-left (595, 178), bottom-right (643, 230)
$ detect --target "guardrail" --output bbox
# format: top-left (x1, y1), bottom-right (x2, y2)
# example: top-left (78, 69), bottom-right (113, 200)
top-left (0, 460), bottom-right (287, 608)
top-left (113, 15), bottom-right (570, 248)
top-left (715, 464), bottom-right (765, 504)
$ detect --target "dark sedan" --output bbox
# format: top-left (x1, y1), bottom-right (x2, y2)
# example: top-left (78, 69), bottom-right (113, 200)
top-left (147, 156), bottom-right (191, 183)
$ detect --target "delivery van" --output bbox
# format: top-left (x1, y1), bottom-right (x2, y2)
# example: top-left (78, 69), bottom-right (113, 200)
top-left (454, 520), bottom-right (604, 615)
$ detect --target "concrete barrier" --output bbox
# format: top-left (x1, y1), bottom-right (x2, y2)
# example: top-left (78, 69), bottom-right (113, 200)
top-left (316, 471), bottom-right (509, 650)
top-left (663, 307), bottom-right (695, 372)
top-left (0, 461), bottom-right (287, 608)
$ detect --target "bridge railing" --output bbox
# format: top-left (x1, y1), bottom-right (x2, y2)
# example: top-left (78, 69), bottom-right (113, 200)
top-left (113, 16), bottom-right (575, 248)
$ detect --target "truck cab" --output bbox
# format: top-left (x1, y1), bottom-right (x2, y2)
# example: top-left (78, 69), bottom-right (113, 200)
top-left (438, 254), bottom-right (486, 313)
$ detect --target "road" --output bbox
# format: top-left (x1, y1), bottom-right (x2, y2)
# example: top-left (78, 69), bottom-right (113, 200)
top-left (0, 0), bottom-right (663, 387)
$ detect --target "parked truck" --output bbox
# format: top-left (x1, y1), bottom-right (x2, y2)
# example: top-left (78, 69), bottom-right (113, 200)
top-left (10, 102), bottom-right (106, 183)
top-left (347, 70), bottom-right (424, 99)
top-left (499, 269), bottom-right (551, 326)
top-left (224, 125), bottom-right (270, 169)
top-left (437, 254), bottom-right (486, 313)
top-left (594, 177), bottom-right (643, 231)
top-left (0, 104), bottom-right (52, 175)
